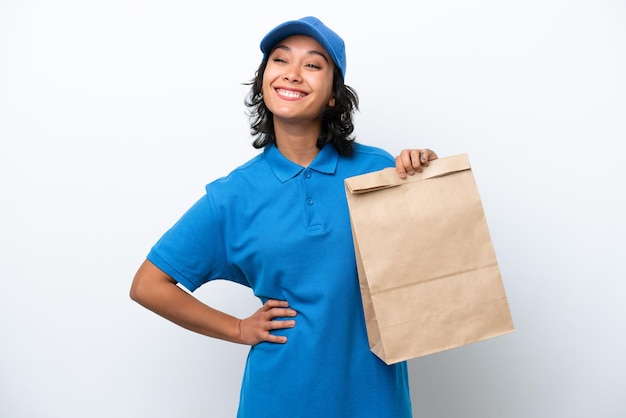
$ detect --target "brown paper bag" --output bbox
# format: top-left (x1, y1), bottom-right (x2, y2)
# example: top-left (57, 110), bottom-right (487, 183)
top-left (345, 153), bottom-right (514, 364)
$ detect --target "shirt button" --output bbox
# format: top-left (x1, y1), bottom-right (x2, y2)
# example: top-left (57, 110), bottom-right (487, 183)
top-left (305, 171), bottom-right (312, 179)
top-left (306, 198), bottom-right (314, 206)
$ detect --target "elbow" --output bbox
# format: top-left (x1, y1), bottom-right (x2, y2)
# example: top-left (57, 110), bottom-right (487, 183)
top-left (129, 268), bottom-right (150, 305)
top-left (129, 259), bottom-right (172, 306)
top-left (129, 277), bottom-right (154, 309)
top-left (129, 278), bottom-right (142, 303)
top-left (130, 259), bottom-right (152, 304)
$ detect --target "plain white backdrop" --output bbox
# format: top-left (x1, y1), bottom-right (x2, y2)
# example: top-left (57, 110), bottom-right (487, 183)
top-left (1, 1), bottom-right (625, 417)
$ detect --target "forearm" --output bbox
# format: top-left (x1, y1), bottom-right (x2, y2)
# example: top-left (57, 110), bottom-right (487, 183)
top-left (130, 259), bottom-right (243, 344)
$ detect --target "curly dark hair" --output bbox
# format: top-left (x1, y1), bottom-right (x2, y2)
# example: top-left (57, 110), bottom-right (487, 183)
top-left (244, 60), bottom-right (359, 156)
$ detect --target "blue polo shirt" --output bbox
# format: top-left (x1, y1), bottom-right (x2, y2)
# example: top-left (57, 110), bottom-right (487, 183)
top-left (148, 142), bottom-right (412, 418)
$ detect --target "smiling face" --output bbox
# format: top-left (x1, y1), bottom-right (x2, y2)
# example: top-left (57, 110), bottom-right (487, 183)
top-left (262, 35), bottom-right (336, 127)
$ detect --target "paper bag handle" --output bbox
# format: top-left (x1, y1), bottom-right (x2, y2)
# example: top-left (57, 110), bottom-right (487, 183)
top-left (345, 153), bottom-right (471, 194)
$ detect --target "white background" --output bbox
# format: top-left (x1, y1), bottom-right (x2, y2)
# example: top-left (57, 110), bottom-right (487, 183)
top-left (1, 1), bottom-right (625, 417)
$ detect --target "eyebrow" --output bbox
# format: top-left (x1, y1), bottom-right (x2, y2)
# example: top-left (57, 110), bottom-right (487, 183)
top-left (272, 44), bottom-right (330, 63)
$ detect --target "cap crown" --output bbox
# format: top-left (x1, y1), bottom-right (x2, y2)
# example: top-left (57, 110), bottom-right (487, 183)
top-left (260, 16), bottom-right (346, 79)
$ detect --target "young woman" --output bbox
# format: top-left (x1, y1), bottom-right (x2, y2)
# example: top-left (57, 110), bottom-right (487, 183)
top-left (130, 16), bottom-right (437, 417)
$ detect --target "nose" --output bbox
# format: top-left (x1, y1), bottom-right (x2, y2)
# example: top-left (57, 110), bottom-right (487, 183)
top-left (283, 63), bottom-right (301, 83)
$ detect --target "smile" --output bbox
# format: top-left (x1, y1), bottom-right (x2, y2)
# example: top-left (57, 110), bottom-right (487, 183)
top-left (276, 88), bottom-right (307, 99)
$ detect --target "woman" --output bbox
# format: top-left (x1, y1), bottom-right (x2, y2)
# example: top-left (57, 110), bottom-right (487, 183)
top-left (130, 16), bottom-right (437, 417)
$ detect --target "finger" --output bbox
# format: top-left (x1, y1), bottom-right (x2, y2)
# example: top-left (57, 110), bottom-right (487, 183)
top-left (395, 155), bottom-right (408, 178)
top-left (417, 149), bottom-right (429, 169)
top-left (422, 149), bottom-right (438, 165)
top-left (264, 332), bottom-right (289, 344)
top-left (267, 307), bottom-right (298, 319)
top-left (396, 150), bottom-right (417, 178)
top-left (268, 318), bottom-right (296, 330)
top-left (410, 149), bottom-right (424, 172)
top-left (263, 318), bottom-right (296, 344)
top-left (263, 299), bottom-right (290, 311)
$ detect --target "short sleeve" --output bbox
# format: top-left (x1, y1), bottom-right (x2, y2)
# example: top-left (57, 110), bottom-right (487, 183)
top-left (147, 192), bottom-right (238, 292)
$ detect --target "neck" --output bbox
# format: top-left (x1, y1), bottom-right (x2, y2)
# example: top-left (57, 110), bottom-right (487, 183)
top-left (274, 120), bottom-right (321, 167)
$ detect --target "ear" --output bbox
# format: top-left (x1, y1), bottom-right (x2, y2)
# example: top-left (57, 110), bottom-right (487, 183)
top-left (328, 96), bottom-right (336, 107)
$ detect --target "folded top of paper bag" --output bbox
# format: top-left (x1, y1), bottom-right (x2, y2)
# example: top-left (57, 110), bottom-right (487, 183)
top-left (345, 153), bottom-right (471, 194)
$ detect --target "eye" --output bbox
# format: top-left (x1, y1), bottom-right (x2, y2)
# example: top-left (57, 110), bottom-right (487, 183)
top-left (305, 63), bottom-right (322, 70)
top-left (272, 57), bottom-right (287, 64)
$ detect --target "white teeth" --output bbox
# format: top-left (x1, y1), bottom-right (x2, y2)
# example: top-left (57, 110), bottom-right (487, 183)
top-left (277, 89), bottom-right (304, 98)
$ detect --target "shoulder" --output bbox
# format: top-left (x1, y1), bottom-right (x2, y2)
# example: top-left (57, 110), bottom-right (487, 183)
top-left (352, 143), bottom-right (395, 162)
top-left (206, 152), bottom-right (268, 191)
top-left (335, 142), bottom-right (396, 177)
top-left (349, 142), bottom-right (395, 166)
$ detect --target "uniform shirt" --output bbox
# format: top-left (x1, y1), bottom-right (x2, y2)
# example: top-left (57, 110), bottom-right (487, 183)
top-left (148, 142), bottom-right (412, 418)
